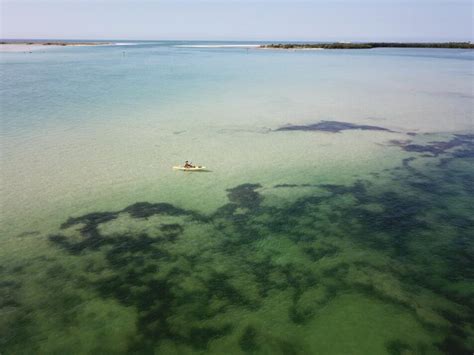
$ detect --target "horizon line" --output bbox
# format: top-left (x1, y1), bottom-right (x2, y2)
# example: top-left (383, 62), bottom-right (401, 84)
top-left (2, 38), bottom-right (473, 43)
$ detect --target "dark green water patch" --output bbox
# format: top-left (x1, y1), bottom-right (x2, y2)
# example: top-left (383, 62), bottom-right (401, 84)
top-left (225, 183), bottom-right (263, 210)
top-left (239, 325), bottom-right (259, 353)
top-left (275, 120), bottom-right (394, 133)
top-left (385, 339), bottom-right (413, 355)
top-left (390, 133), bottom-right (474, 157)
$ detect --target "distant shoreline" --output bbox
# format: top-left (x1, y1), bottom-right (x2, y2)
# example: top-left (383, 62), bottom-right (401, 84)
top-left (0, 41), bottom-right (114, 52)
top-left (0, 41), bottom-right (112, 46)
top-left (260, 42), bottom-right (474, 49)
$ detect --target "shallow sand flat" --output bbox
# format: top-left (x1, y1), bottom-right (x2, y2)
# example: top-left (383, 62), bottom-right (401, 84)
top-left (0, 122), bottom-right (408, 238)
top-left (176, 44), bottom-right (261, 48)
top-left (0, 43), bottom-right (114, 52)
top-left (0, 44), bottom-right (60, 52)
top-left (259, 47), bottom-right (324, 51)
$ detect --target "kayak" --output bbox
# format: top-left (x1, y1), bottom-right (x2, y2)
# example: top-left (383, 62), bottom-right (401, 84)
top-left (173, 166), bottom-right (207, 171)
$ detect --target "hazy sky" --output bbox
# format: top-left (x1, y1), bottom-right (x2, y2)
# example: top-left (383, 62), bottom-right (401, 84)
top-left (1, 0), bottom-right (472, 41)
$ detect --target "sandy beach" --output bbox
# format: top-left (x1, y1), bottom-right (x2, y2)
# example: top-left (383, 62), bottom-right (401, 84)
top-left (175, 44), bottom-right (261, 48)
top-left (0, 42), bottom-right (113, 52)
top-left (0, 44), bottom-right (59, 52)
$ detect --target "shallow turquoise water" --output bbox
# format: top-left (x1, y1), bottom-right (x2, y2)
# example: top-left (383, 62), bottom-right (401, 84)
top-left (0, 42), bottom-right (473, 354)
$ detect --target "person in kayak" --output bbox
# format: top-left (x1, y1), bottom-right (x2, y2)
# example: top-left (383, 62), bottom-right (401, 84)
top-left (184, 161), bottom-right (194, 168)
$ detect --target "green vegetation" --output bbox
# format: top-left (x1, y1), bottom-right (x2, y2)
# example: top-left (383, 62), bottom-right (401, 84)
top-left (261, 42), bottom-right (474, 49)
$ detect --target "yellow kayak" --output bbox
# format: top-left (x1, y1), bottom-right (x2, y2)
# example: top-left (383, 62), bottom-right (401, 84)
top-left (173, 165), bottom-right (207, 171)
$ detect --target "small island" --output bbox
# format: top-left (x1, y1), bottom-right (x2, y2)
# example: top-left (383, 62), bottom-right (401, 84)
top-left (260, 42), bottom-right (474, 49)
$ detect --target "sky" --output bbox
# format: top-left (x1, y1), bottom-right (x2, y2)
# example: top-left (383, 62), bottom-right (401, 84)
top-left (1, 0), bottom-right (473, 41)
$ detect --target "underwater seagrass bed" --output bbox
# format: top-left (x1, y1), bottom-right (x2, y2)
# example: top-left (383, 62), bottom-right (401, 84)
top-left (1, 133), bottom-right (473, 354)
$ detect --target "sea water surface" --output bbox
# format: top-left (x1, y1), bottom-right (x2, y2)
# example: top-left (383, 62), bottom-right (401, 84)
top-left (1, 42), bottom-right (473, 354)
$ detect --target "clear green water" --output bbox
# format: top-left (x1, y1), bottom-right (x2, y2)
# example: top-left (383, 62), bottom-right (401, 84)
top-left (1, 43), bottom-right (473, 354)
